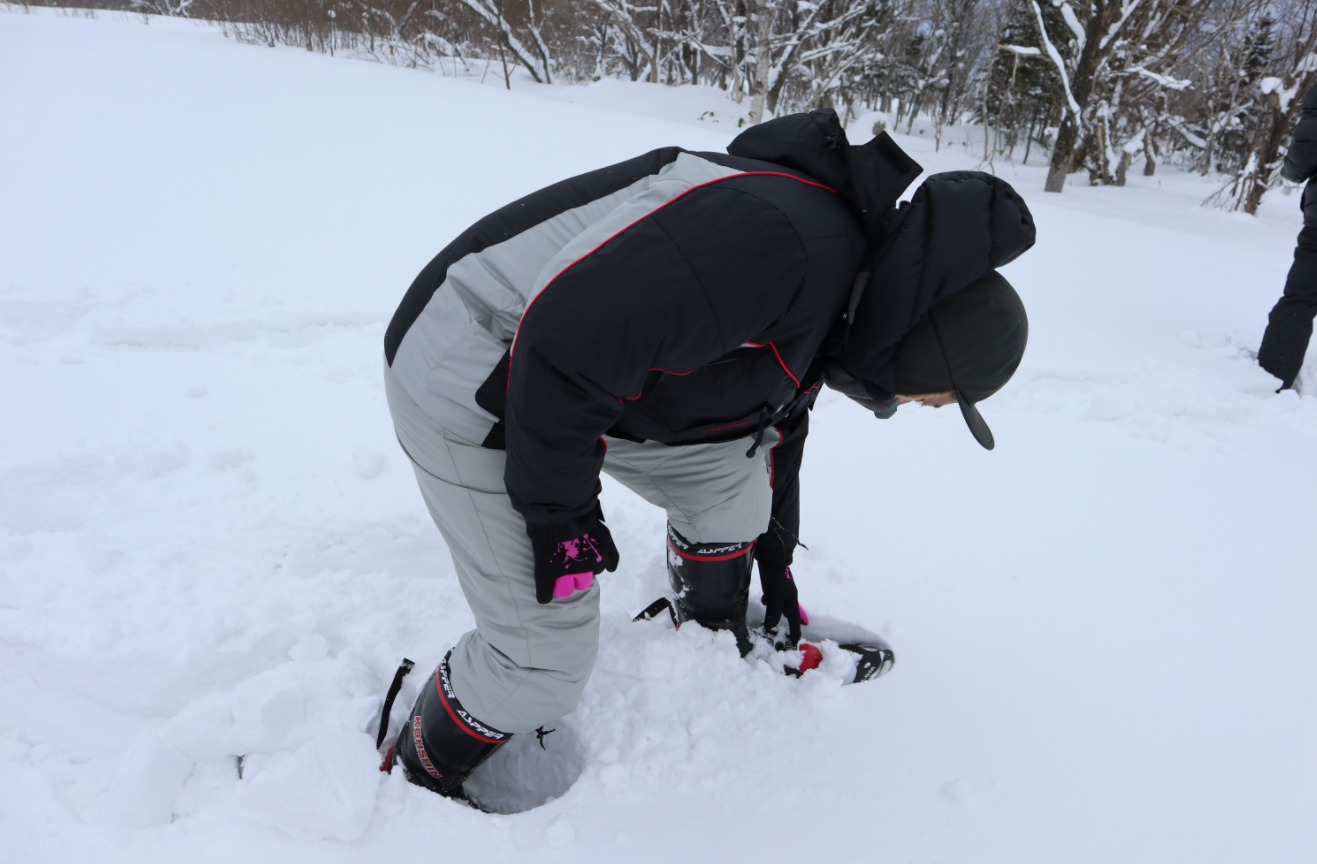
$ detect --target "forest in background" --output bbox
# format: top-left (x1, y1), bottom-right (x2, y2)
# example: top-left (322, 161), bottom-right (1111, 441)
top-left (17, 0), bottom-right (1317, 208)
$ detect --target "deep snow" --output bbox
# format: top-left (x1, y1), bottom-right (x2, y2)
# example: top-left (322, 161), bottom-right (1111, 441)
top-left (2, 8), bottom-right (1316, 864)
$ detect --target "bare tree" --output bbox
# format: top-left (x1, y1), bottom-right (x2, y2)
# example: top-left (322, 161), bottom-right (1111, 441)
top-left (914, 0), bottom-right (1001, 150)
top-left (585, 0), bottom-right (660, 82)
top-left (132, 0), bottom-right (200, 15)
top-left (742, 0), bottom-right (880, 123)
top-left (984, 0), bottom-right (1059, 165)
top-left (715, 0), bottom-right (748, 101)
top-left (1209, 0), bottom-right (1317, 214)
top-left (1179, 1), bottom-right (1277, 176)
top-left (1028, 0), bottom-right (1213, 193)
top-left (456, 0), bottom-right (554, 84)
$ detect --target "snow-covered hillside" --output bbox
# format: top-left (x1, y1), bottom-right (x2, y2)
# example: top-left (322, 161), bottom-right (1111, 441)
top-left (2, 9), bottom-right (1315, 864)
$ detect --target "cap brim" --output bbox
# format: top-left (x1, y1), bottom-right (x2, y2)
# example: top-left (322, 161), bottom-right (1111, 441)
top-left (957, 393), bottom-right (995, 450)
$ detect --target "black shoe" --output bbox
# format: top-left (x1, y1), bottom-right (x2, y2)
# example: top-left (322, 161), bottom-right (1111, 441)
top-left (382, 652), bottom-right (512, 802)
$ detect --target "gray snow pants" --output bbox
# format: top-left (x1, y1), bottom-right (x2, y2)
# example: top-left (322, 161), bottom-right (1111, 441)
top-left (385, 364), bottom-right (778, 734)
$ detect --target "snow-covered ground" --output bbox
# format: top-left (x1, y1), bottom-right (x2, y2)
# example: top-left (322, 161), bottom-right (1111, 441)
top-left (3, 8), bottom-right (1316, 863)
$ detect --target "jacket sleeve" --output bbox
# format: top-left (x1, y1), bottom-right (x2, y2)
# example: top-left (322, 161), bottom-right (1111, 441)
top-left (1283, 85), bottom-right (1317, 183)
top-left (505, 183), bottom-right (808, 527)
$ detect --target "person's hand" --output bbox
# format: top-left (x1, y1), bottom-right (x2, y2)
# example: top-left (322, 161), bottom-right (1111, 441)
top-left (526, 505), bottom-right (620, 604)
top-left (756, 534), bottom-right (803, 647)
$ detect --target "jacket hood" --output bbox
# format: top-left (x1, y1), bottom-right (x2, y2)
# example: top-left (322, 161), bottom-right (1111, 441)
top-left (832, 170), bottom-right (1037, 392)
top-left (727, 110), bottom-right (924, 235)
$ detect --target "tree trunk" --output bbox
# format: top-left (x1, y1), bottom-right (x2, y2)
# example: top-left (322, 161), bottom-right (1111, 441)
top-left (1044, 117), bottom-right (1079, 192)
top-left (1115, 150), bottom-right (1131, 186)
top-left (651, 1), bottom-right (662, 83)
top-left (1245, 93), bottom-right (1292, 214)
top-left (726, 0), bottom-right (745, 102)
top-left (747, 2), bottom-right (773, 124)
top-left (1041, 4), bottom-right (1113, 193)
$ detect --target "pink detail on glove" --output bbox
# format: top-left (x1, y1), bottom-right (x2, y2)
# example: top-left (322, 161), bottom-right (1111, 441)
top-left (552, 571), bottom-right (595, 598)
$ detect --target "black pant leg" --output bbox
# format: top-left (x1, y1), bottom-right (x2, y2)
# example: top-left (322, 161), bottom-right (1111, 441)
top-left (1259, 223), bottom-right (1317, 388)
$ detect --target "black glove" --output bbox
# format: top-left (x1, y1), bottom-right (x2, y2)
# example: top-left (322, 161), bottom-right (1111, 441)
top-left (525, 504), bottom-right (620, 605)
top-left (755, 532), bottom-right (802, 648)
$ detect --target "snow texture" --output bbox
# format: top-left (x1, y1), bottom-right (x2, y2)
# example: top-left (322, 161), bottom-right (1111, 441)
top-left (2, 8), bottom-right (1316, 864)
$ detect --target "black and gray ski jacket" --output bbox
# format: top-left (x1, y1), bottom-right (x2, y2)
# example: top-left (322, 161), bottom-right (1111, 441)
top-left (385, 111), bottom-right (1033, 552)
top-left (1284, 84), bottom-right (1317, 225)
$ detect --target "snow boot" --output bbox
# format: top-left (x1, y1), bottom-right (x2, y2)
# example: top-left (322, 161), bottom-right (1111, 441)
top-left (664, 523), bottom-right (755, 654)
top-left (388, 651), bottom-right (511, 802)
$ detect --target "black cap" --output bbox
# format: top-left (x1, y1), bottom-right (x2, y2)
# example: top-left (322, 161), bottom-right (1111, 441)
top-left (890, 271), bottom-right (1028, 450)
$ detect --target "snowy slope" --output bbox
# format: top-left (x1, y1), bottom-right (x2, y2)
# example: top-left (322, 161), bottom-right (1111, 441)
top-left (2, 9), bottom-right (1316, 864)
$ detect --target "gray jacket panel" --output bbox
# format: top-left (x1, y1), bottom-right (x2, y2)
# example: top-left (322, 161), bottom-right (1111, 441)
top-left (390, 152), bottom-right (745, 445)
